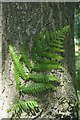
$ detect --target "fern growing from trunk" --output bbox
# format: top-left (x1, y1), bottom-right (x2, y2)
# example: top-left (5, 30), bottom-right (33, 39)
top-left (8, 25), bottom-right (69, 118)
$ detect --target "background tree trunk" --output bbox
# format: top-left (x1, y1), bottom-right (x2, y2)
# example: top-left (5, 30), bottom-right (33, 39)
top-left (1, 2), bottom-right (78, 119)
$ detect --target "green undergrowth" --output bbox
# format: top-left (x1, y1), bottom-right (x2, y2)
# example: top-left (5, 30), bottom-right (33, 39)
top-left (75, 45), bottom-right (80, 120)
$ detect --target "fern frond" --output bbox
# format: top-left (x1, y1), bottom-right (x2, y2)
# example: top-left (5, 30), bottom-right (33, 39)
top-left (35, 35), bottom-right (41, 52)
top-left (62, 25), bottom-right (70, 33)
top-left (22, 83), bottom-right (56, 95)
top-left (40, 32), bottom-right (47, 49)
top-left (21, 44), bottom-right (31, 70)
top-left (42, 42), bottom-right (64, 54)
top-left (7, 100), bottom-right (38, 118)
top-left (31, 26), bottom-right (69, 62)
top-left (31, 44), bottom-right (38, 61)
top-left (27, 73), bottom-right (60, 83)
top-left (32, 63), bottom-right (62, 71)
top-left (14, 65), bottom-right (21, 90)
top-left (50, 43), bottom-right (64, 48)
top-left (8, 26), bottom-right (69, 118)
top-left (52, 47), bottom-right (64, 53)
top-left (9, 45), bottom-right (27, 80)
top-left (50, 32), bottom-right (58, 44)
top-left (45, 30), bottom-right (51, 44)
top-left (47, 47), bottom-right (64, 53)
top-left (42, 52), bottom-right (63, 61)
top-left (53, 25), bottom-right (70, 40)
top-left (35, 59), bottom-right (61, 64)
top-left (20, 100), bottom-right (38, 111)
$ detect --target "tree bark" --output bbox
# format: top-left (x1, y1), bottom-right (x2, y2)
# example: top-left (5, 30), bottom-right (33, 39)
top-left (2, 2), bottom-right (78, 119)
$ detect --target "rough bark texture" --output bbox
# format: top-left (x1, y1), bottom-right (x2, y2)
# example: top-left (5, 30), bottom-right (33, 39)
top-left (1, 2), bottom-right (78, 119)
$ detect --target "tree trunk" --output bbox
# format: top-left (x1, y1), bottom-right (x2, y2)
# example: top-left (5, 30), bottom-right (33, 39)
top-left (1, 2), bottom-right (78, 119)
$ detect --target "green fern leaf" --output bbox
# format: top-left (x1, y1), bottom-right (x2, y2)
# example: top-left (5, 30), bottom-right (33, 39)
top-left (22, 83), bottom-right (56, 95)
top-left (62, 25), bottom-right (70, 33)
top-left (31, 44), bottom-right (38, 61)
top-left (40, 32), bottom-right (47, 49)
top-left (50, 26), bottom-right (69, 45)
top-left (21, 44), bottom-right (31, 70)
top-left (9, 45), bottom-right (27, 80)
top-left (45, 30), bottom-right (51, 44)
top-left (8, 26), bottom-right (69, 118)
top-left (50, 31), bottom-right (62, 44)
top-left (35, 36), bottom-right (40, 51)
top-left (50, 43), bottom-right (64, 48)
top-left (20, 100), bottom-right (38, 111)
top-left (52, 47), bottom-right (64, 52)
top-left (27, 73), bottom-right (60, 83)
top-left (7, 100), bottom-right (38, 118)
top-left (14, 65), bottom-right (21, 90)
top-left (46, 47), bottom-right (64, 53)
top-left (22, 83), bottom-right (55, 95)
top-left (32, 63), bottom-right (62, 71)
top-left (35, 59), bottom-right (61, 64)
top-left (42, 52), bottom-right (63, 61)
